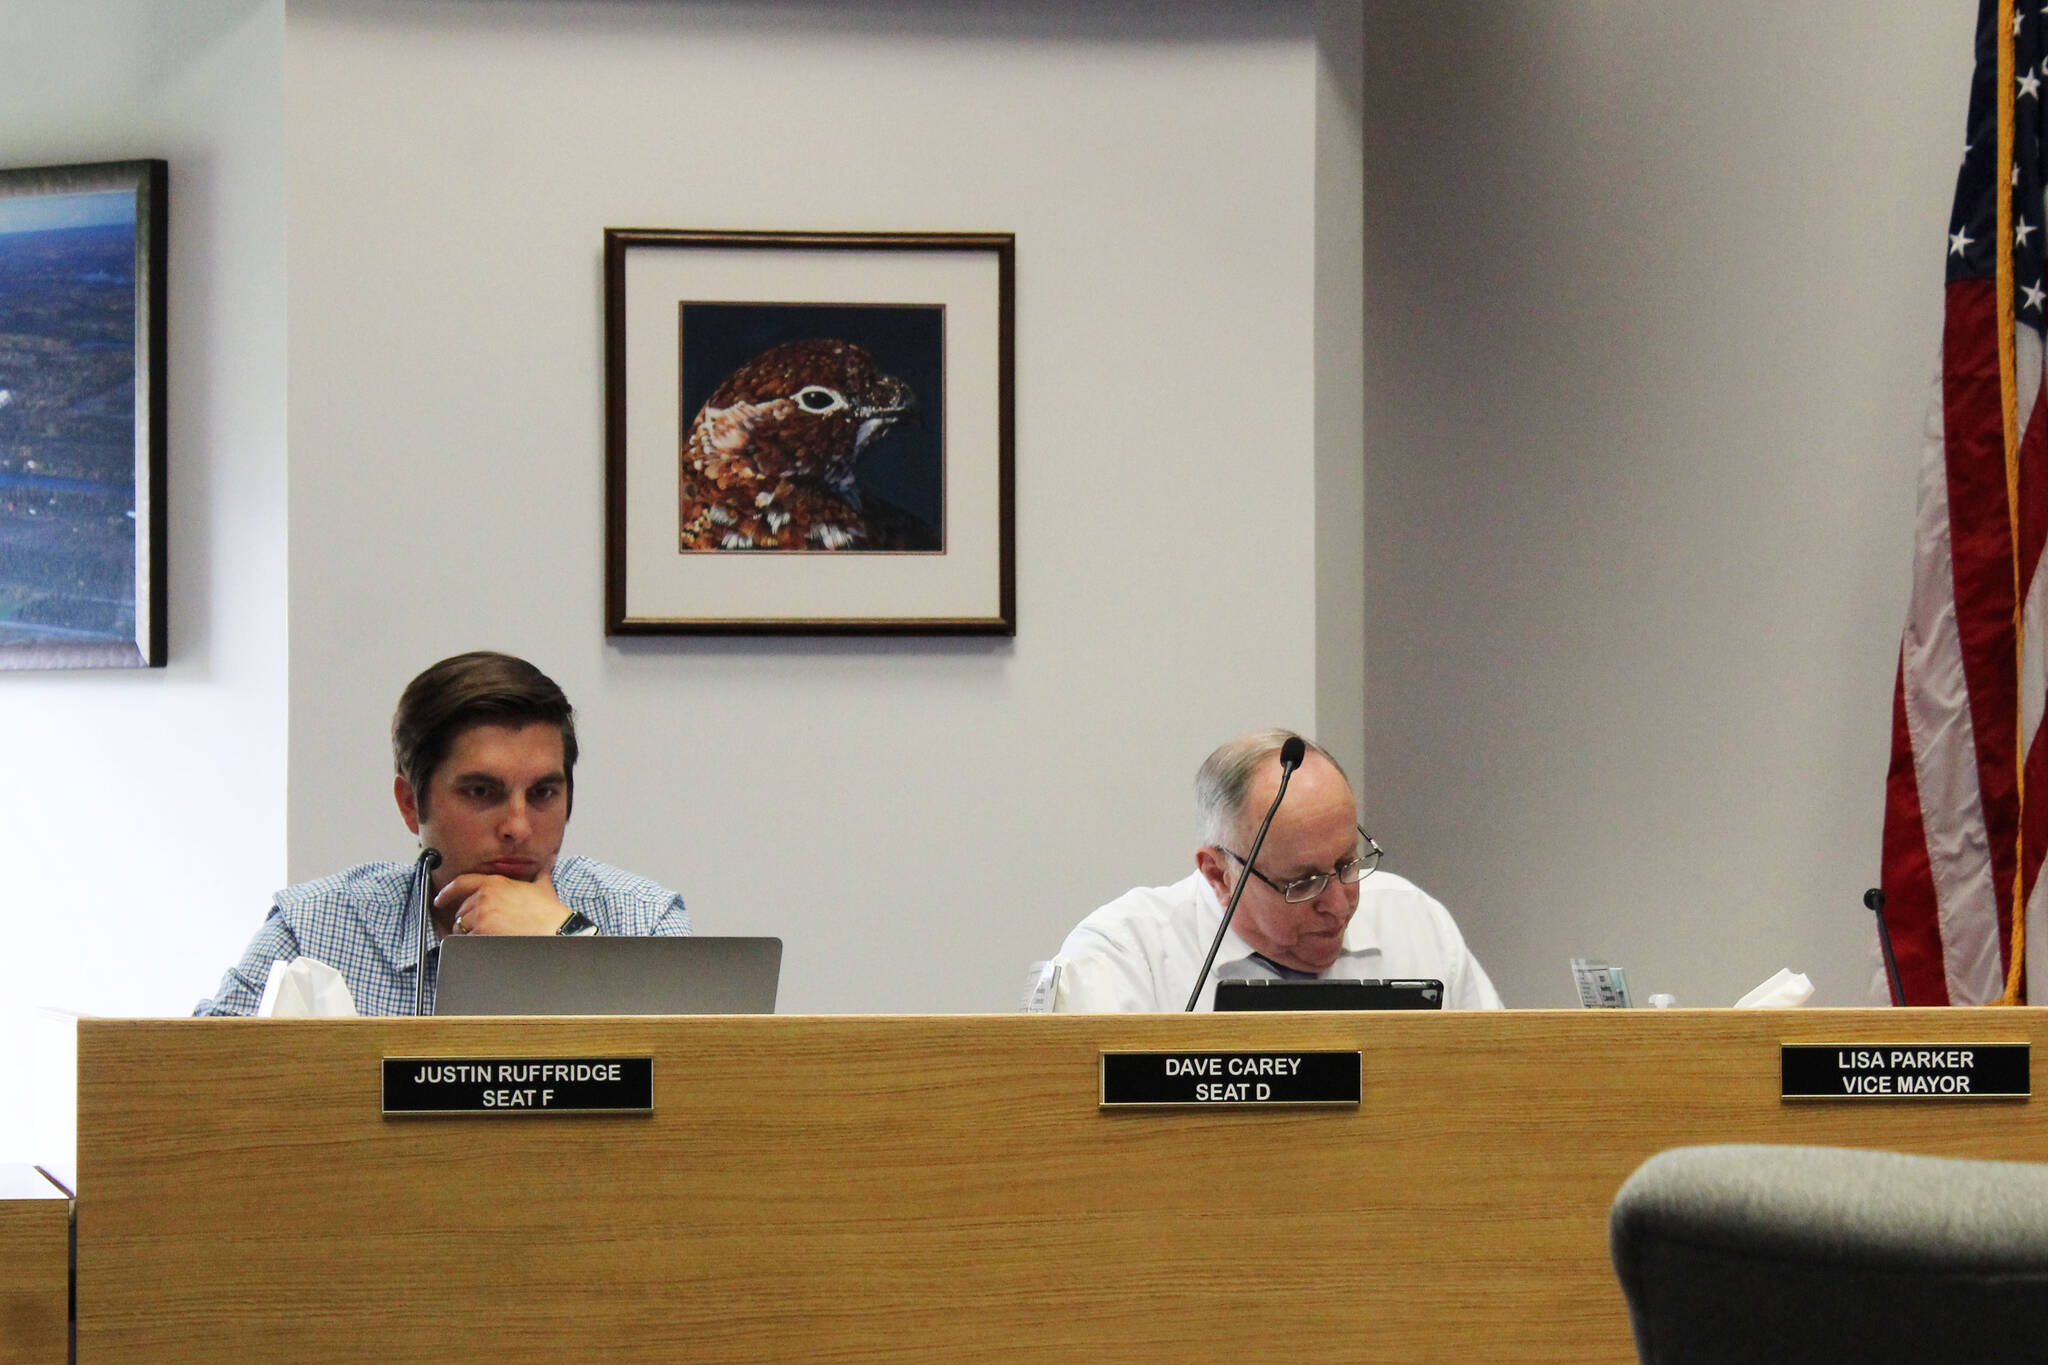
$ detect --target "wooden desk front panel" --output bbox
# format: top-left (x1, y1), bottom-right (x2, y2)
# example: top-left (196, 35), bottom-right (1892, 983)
top-left (75, 1009), bottom-right (2048, 1364)
top-left (0, 1164), bottom-right (70, 1365)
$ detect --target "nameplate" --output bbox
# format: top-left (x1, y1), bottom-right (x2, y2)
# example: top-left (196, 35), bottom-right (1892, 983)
top-left (1099, 1051), bottom-right (1361, 1108)
top-left (382, 1057), bottom-right (653, 1115)
top-left (1780, 1044), bottom-right (2029, 1100)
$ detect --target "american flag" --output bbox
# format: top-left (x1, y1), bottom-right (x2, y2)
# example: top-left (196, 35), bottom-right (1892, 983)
top-left (1881, 0), bottom-right (2048, 1004)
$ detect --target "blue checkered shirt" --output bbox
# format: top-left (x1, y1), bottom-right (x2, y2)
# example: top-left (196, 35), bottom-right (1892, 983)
top-left (194, 856), bottom-right (691, 1016)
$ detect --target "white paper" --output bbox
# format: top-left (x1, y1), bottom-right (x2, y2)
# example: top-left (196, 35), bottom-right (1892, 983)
top-left (1734, 968), bottom-right (1813, 1009)
top-left (256, 957), bottom-right (358, 1017)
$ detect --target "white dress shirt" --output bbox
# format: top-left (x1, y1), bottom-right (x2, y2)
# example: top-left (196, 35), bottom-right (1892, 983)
top-left (1054, 870), bottom-right (1503, 1013)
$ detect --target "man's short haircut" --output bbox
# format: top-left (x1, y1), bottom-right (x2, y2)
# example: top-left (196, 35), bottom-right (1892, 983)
top-left (1195, 728), bottom-right (1347, 846)
top-left (391, 651), bottom-right (577, 816)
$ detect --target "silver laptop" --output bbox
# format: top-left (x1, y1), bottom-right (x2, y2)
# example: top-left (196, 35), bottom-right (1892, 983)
top-left (433, 935), bottom-right (782, 1016)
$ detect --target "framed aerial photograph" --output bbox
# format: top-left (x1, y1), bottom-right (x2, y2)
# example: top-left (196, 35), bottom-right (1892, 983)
top-left (0, 159), bottom-right (167, 670)
top-left (604, 229), bottom-right (1014, 635)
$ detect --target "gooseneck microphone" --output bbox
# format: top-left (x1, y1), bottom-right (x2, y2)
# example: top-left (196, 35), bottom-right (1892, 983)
top-left (1865, 887), bottom-right (1906, 1006)
top-left (1185, 736), bottom-right (1308, 1012)
top-left (411, 846), bottom-right (444, 1017)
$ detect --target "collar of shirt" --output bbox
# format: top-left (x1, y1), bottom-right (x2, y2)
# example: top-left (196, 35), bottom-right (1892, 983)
top-left (1195, 871), bottom-right (1387, 978)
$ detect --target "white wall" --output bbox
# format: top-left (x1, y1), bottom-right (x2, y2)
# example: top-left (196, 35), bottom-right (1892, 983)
top-left (0, 0), bottom-right (288, 1164)
top-left (283, 0), bottom-right (1333, 1013)
top-left (1316, 0), bottom-right (1367, 780)
top-left (4, 0), bottom-right (1978, 1171)
top-left (1360, 3), bottom-right (1975, 1007)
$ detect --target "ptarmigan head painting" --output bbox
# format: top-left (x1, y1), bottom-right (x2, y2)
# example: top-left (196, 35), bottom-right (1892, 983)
top-left (678, 303), bottom-right (943, 553)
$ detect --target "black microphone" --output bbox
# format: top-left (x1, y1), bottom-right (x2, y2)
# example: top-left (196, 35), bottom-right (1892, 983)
top-left (1186, 735), bottom-right (1308, 1011)
top-left (411, 847), bottom-right (444, 1017)
top-left (1865, 887), bottom-right (1905, 1006)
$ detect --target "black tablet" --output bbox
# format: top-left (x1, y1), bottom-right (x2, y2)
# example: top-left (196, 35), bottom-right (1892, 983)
top-left (1212, 978), bottom-right (1444, 1011)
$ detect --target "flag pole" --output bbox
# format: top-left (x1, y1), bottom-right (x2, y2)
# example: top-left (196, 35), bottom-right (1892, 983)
top-left (1998, 0), bottom-right (2028, 1005)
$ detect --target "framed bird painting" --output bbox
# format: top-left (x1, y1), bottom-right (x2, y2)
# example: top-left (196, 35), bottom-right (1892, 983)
top-left (603, 229), bottom-right (1014, 635)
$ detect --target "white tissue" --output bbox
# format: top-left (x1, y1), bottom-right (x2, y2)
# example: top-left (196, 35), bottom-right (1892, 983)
top-left (256, 957), bottom-right (358, 1017)
top-left (1734, 968), bottom-right (1813, 1009)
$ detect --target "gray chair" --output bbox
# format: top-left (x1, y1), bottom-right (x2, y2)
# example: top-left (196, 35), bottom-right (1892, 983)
top-left (1609, 1144), bottom-right (2048, 1364)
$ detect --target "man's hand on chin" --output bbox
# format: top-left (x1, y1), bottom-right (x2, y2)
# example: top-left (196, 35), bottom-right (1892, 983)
top-left (434, 864), bottom-right (571, 936)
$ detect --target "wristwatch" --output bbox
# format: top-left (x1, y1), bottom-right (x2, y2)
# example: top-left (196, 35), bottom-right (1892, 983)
top-left (557, 909), bottom-right (597, 936)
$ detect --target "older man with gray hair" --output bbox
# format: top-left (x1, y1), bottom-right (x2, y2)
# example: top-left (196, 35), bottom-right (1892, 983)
top-left (1053, 729), bottom-right (1502, 1012)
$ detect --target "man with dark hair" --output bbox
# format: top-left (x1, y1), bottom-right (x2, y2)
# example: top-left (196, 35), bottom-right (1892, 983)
top-left (197, 651), bottom-right (688, 1016)
top-left (1051, 729), bottom-right (1500, 1012)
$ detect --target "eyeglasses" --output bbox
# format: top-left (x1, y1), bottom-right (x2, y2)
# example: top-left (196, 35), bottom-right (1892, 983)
top-left (1218, 826), bottom-right (1383, 903)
